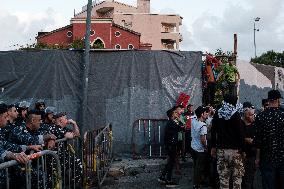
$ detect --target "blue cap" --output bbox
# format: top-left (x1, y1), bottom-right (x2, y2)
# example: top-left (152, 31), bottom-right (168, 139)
top-left (45, 106), bottom-right (55, 114)
top-left (0, 103), bottom-right (8, 114)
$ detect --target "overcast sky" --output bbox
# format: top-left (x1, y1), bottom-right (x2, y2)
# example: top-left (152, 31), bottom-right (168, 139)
top-left (0, 0), bottom-right (283, 60)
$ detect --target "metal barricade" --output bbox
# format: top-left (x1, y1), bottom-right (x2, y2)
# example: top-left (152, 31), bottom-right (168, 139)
top-left (55, 137), bottom-right (83, 189)
top-left (132, 119), bottom-right (168, 159)
top-left (0, 150), bottom-right (62, 189)
top-left (83, 124), bottom-right (113, 189)
top-left (0, 126), bottom-right (113, 189)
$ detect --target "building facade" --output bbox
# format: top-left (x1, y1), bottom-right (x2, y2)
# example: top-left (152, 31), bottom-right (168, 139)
top-left (37, 0), bottom-right (183, 50)
top-left (76, 0), bottom-right (183, 50)
top-left (37, 18), bottom-right (142, 49)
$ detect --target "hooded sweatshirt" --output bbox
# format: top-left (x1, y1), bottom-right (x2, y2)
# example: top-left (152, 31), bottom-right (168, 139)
top-left (211, 102), bottom-right (245, 150)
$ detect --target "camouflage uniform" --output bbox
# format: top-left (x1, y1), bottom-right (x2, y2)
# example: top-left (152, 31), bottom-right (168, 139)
top-left (4, 123), bottom-right (47, 188)
top-left (38, 123), bottom-right (52, 135)
top-left (0, 139), bottom-right (26, 189)
top-left (25, 124), bottom-right (65, 189)
top-left (0, 144), bottom-right (8, 188)
top-left (49, 124), bottom-right (73, 139)
top-left (53, 125), bottom-right (83, 187)
top-left (14, 117), bottom-right (25, 127)
top-left (217, 149), bottom-right (244, 189)
top-left (8, 122), bottom-right (44, 145)
top-left (25, 124), bottom-right (54, 189)
top-left (0, 123), bottom-right (30, 188)
top-left (211, 100), bottom-right (245, 189)
top-left (0, 122), bottom-right (28, 152)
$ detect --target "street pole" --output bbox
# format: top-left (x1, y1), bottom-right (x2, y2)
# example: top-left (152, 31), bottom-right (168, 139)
top-left (253, 17), bottom-right (260, 58)
top-left (82, 0), bottom-right (93, 133)
top-left (78, 0), bottom-right (93, 165)
top-left (254, 22), bottom-right (256, 58)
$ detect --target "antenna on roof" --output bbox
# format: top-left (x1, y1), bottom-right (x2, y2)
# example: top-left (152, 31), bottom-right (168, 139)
top-left (74, 9), bottom-right (76, 17)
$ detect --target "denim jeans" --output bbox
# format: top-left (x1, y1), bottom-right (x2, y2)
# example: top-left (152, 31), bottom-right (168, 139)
top-left (260, 163), bottom-right (284, 189)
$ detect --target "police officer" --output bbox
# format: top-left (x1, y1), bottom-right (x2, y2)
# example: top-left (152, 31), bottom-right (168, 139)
top-left (0, 103), bottom-right (29, 188)
top-left (8, 109), bottom-right (56, 146)
top-left (50, 112), bottom-right (80, 139)
top-left (51, 112), bottom-right (82, 188)
top-left (15, 101), bottom-right (30, 126)
top-left (34, 99), bottom-right (46, 120)
top-left (1, 104), bottom-right (42, 152)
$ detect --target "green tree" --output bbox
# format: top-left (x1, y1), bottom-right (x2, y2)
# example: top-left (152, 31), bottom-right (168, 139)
top-left (18, 38), bottom-right (86, 50)
top-left (69, 38), bottom-right (85, 49)
top-left (251, 50), bottom-right (284, 67)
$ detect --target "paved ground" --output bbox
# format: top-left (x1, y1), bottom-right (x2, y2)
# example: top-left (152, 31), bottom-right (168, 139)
top-left (101, 158), bottom-right (263, 189)
top-left (102, 158), bottom-right (208, 189)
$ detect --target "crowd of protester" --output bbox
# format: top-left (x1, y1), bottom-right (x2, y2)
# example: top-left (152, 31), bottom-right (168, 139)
top-left (0, 100), bottom-right (82, 188)
top-left (158, 89), bottom-right (284, 189)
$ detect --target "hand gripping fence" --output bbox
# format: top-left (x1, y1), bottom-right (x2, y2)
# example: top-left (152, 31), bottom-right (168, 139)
top-left (0, 124), bottom-right (113, 189)
top-left (0, 150), bottom-right (62, 189)
top-left (54, 137), bottom-right (83, 189)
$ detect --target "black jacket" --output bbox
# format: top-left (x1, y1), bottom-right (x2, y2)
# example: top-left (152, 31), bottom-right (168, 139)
top-left (211, 112), bottom-right (245, 151)
top-left (164, 119), bottom-right (183, 146)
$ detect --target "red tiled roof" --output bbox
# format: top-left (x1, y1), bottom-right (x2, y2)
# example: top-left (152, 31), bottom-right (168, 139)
top-left (36, 25), bottom-right (72, 39)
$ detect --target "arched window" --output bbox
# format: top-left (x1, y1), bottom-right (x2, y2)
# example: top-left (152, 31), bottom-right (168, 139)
top-left (92, 38), bottom-right (105, 49)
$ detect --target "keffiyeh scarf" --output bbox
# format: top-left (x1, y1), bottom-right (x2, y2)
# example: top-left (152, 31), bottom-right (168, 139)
top-left (218, 101), bottom-right (243, 120)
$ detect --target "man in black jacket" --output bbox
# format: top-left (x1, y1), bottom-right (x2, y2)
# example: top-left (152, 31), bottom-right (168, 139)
top-left (211, 94), bottom-right (245, 189)
top-left (158, 107), bottom-right (183, 187)
top-left (241, 104), bottom-right (256, 189)
top-left (255, 90), bottom-right (284, 189)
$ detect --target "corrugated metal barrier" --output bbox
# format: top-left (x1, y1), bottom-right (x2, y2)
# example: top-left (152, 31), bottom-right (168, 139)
top-left (131, 119), bottom-right (168, 159)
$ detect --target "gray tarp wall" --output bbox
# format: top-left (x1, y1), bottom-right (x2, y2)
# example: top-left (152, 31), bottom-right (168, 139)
top-left (237, 60), bottom-right (284, 109)
top-left (0, 50), bottom-right (202, 153)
